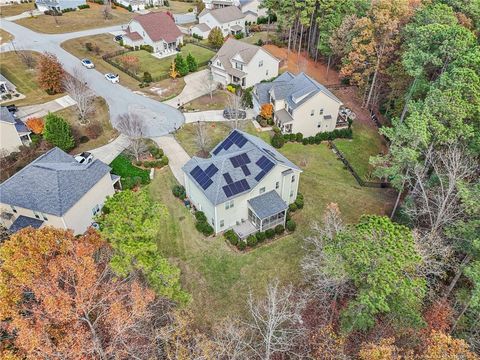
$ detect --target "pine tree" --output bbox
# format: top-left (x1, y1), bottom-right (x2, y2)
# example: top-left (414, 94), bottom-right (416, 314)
top-left (174, 54), bottom-right (189, 77)
top-left (186, 53), bottom-right (198, 72)
top-left (43, 112), bottom-right (75, 152)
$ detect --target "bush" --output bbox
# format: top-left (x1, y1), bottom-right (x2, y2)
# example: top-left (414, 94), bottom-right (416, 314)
top-left (294, 197), bottom-right (304, 209)
top-left (265, 228), bottom-right (275, 239)
top-left (188, 7), bottom-right (193, 12)
top-left (43, 113), bottom-right (75, 151)
top-left (192, 33), bottom-right (203, 40)
top-left (302, 138), bottom-right (308, 145)
top-left (85, 42), bottom-right (93, 51)
top-left (224, 229), bottom-right (239, 246)
top-left (295, 133), bottom-right (303, 142)
top-left (172, 184), bottom-right (186, 198)
top-left (161, 156), bottom-right (169, 166)
top-left (195, 220), bottom-right (214, 236)
top-left (275, 225), bottom-right (285, 235)
top-left (143, 71), bottom-right (153, 83)
top-left (140, 44), bottom-right (154, 53)
top-left (271, 134), bottom-right (285, 149)
top-left (256, 231), bottom-right (266, 243)
top-left (256, 39), bottom-right (264, 46)
top-left (26, 117), bottom-right (44, 134)
top-left (237, 240), bottom-right (247, 250)
top-left (148, 145), bottom-right (164, 159)
top-left (78, 4), bottom-right (90, 9)
top-left (288, 203), bottom-right (298, 212)
top-left (247, 234), bottom-right (257, 247)
top-left (61, 7), bottom-right (75, 13)
top-left (85, 123), bottom-right (103, 139)
top-left (195, 211), bottom-right (207, 222)
top-left (79, 135), bottom-right (89, 144)
top-left (234, 33), bottom-right (245, 39)
top-left (286, 219), bottom-right (296, 232)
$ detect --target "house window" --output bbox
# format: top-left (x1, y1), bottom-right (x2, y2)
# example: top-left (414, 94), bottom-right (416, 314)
top-left (92, 204), bottom-right (101, 216)
top-left (211, 218), bottom-right (215, 226)
top-left (290, 190), bottom-right (294, 197)
top-left (11, 205), bottom-right (17, 213)
top-left (319, 108), bottom-right (324, 115)
top-left (42, 213), bottom-right (48, 221)
top-left (225, 200), bottom-right (235, 210)
top-left (275, 181), bottom-right (279, 189)
top-left (220, 220), bottom-right (225, 228)
top-left (235, 62), bottom-right (243, 70)
top-left (291, 175), bottom-right (295, 183)
top-left (259, 60), bottom-right (263, 67)
top-left (266, 70), bottom-right (269, 76)
top-left (310, 109), bottom-right (314, 116)
top-left (217, 61), bottom-right (221, 66)
top-left (260, 187), bottom-right (266, 194)
top-left (33, 211), bottom-right (40, 219)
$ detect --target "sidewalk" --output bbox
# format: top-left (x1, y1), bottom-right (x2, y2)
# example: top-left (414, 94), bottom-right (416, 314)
top-left (5, 9), bottom-right (42, 21)
top-left (183, 109), bottom-right (256, 123)
top-left (151, 134), bottom-right (190, 186)
top-left (17, 95), bottom-right (76, 120)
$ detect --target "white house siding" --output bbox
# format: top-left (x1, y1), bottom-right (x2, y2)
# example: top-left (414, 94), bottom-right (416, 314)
top-left (199, 12), bottom-right (245, 37)
top-left (0, 122), bottom-right (22, 153)
top-left (35, 0), bottom-right (86, 11)
top-left (190, 26), bottom-right (210, 39)
top-left (0, 203), bottom-right (66, 231)
top-left (62, 173), bottom-right (115, 234)
top-left (122, 37), bottom-right (143, 48)
top-left (288, 92), bottom-right (340, 137)
top-left (243, 49), bottom-right (278, 88)
top-left (117, 0), bottom-right (145, 11)
top-left (184, 174), bottom-right (217, 229)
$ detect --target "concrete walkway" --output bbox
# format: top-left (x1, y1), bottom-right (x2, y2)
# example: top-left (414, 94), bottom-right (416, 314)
top-left (89, 134), bottom-right (130, 165)
top-left (4, 9), bottom-right (42, 21)
top-left (151, 134), bottom-right (190, 185)
top-left (17, 95), bottom-right (76, 120)
top-left (164, 69), bottom-right (211, 108)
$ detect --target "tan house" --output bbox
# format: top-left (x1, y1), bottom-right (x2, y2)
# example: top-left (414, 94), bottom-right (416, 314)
top-left (0, 148), bottom-right (120, 234)
top-left (253, 72), bottom-right (344, 137)
top-left (0, 107), bottom-right (31, 154)
top-left (192, 6), bottom-right (245, 38)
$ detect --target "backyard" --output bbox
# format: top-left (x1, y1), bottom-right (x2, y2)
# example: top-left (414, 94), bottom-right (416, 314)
top-left (152, 0), bottom-right (197, 14)
top-left (15, 3), bottom-right (133, 34)
top-left (149, 139), bottom-right (395, 326)
top-left (0, 50), bottom-right (64, 106)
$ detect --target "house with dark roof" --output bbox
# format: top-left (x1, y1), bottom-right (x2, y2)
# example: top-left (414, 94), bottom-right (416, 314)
top-left (253, 72), bottom-right (344, 137)
top-left (0, 106), bottom-right (31, 154)
top-left (182, 129), bottom-right (301, 238)
top-left (123, 12), bottom-right (183, 56)
top-left (210, 38), bottom-right (279, 88)
top-left (0, 148), bottom-right (120, 234)
top-left (193, 6), bottom-right (245, 38)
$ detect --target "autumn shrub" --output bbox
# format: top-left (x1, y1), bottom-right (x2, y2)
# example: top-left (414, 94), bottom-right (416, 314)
top-left (26, 117), bottom-right (44, 134)
top-left (43, 113), bottom-right (75, 151)
top-left (37, 52), bottom-right (64, 95)
top-left (85, 123), bottom-right (103, 139)
top-left (275, 225), bottom-right (285, 235)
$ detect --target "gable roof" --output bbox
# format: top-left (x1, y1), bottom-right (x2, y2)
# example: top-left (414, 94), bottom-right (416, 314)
top-left (0, 106), bottom-right (15, 124)
top-left (0, 147), bottom-right (111, 216)
top-left (200, 6), bottom-right (245, 23)
top-left (129, 12), bottom-right (182, 43)
top-left (182, 129), bottom-right (300, 205)
top-left (255, 71), bottom-right (342, 110)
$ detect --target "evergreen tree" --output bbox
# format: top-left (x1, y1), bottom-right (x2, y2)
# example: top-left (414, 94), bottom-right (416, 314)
top-left (43, 112), bottom-right (75, 152)
top-left (186, 52), bottom-right (198, 72)
top-left (174, 54), bottom-right (189, 77)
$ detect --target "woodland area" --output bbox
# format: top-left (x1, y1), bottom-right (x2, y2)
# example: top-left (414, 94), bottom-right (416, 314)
top-left (1, 0), bottom-right (479, 358)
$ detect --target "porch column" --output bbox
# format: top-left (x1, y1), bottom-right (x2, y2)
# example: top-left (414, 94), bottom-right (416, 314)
top-left (283, 210), bottom-right (287, 226)
top-left (260, 218), bottom-right (263, 232)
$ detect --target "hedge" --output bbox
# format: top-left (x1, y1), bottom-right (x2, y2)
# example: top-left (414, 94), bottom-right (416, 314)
top-left (196, 220), bottom-right (214, 236)
top-left (286, 219), bottom-right (297, 232)
top-left (224, 229), bottom-right (239, 246)
top-left (247, 235), bottom-right (257, 247)
top-left (195, 211), bottom-right (207, 222)
top-left (275, 128), bottom-right (353, 148)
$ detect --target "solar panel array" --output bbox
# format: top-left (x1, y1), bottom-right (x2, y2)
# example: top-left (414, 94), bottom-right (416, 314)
top-left (223, 172), bottom-right (233, 184)
top-left (255, 156), bottom-right (274, 181)
top-left (190, 164), bottom-right (218, 190)
top-left (212, 130), bottom-right (248, 155)
top-left (241, 165), bottom-right (251, 176)
top-left (223, 179), bottom-right (250, 197)
top-left (230, 153), bottom-right (251, 167)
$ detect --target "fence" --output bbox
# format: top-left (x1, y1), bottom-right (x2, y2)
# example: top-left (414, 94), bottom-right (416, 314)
top-left (329, 141), bottom-right (390, 189)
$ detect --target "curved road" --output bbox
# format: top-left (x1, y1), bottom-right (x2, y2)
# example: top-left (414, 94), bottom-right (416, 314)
top-left (0, 20), bottom-right (185, 137)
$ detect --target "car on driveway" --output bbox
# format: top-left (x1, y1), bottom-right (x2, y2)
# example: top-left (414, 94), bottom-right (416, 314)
top-left (104, 73), bottom-right (119, 84)
top-left (223, 108), bottom-right (246, 119)
top-left (81, 58), bottom-right (94, 68)
top-left (74, 152), bottom-right (93, 164)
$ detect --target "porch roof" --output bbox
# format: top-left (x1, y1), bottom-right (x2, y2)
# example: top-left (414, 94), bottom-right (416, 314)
top-left (275, 108), bottom-right (293, 125)
top-left (248, 190), bottom-right (287, 219)
top-left (9, 215), bottom-right (44, 233)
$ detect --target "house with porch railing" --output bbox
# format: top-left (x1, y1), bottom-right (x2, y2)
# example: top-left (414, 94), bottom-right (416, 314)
top-left (182, 129), bottom-right (301, 238)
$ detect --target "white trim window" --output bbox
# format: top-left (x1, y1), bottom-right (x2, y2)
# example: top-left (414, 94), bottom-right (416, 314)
top-left (92, 204), bottom-right (101, 216)
top-left (275, 181), bottom-right (279, 189)
top-left (220, 219), bottom-right (225, 228)
top-left (225, 199), bottom-right (235, 210)
top-left (259, 60), bottom-right (263, 67)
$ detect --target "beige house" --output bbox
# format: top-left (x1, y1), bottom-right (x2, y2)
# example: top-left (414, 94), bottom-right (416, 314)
top-left (193, 6), bottom-right (245, 38)
top-left (182, 129), bottom-right (301, 238)
top-left (0, 107), bottom-right (31, 154)
top-left (253, 72), bottom-right (343, 137)
top-left (0, 148), bottom-right (120, 234)
top-left (210, 38), bottom-right (279, 88)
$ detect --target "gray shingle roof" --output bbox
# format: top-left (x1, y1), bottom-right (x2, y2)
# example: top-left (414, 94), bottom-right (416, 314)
top-left (200, 6), bottom-right (245, 23)
top-left (254, 72), bottom-right (342, 111)
top-left (182, 129), bottom-right (300, 205)
top-left (248, 190), bottom-right (287, 219)
top-left (193, 23), bottom-right (211, 32)
top-left (0, 147), bottom-right (111, 216)
top-left (9, 215), bottom-right (44, 233)
top-left (0, 106), bottom-right (15, 124)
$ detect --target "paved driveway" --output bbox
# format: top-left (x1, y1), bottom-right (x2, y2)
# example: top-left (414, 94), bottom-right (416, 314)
top-left (17, 95), bottom-right (76, 120)
top-left (164, 69), bottom-right (212, 108)
top-left (183, 109), bottom-right (256, 123)
top-left (151, 135), bottom-right (190, 185)
top-left (0, 20), bottom-right (185, 138)
top-left (89, 134), bottom-right (130, 164)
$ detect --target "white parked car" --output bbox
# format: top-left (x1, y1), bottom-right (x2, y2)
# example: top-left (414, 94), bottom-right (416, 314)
top-left (81, 58), bottom-right (94, 68)
top-left (74, 152), bottom-right (93, 164)
top-left (105, 73), bottom-right (119, 84)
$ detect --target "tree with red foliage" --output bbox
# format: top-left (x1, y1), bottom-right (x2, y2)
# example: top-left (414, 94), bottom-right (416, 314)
top-left (37, 52), bottom-right (64, 95)
top-left (25, 117), bottom-right (44, 134)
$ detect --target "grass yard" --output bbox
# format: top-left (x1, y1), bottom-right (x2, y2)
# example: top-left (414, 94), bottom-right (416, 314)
top-left (0, 29), bottom-right (13, 44)
top-left (110, 154), bottom-right (150, 186)
top-left (183, 90), bottom-right (230, 112)
top-left (333, 121), bottom-right (387, 181)
top-left (54, 97), bottom-right (118, 154)
top-left (152, 0), bottom-right (197, 13)
top-left (0, 2), bottom-right (34, 17)
top-left (0, 51), bottom-right (64, 106)
top-left (112, 44), bottom-right (215, 79)
top-left (150, 139), bottom-right (395, 326)
top-left (241, 31), bottom-right (270, 45)
top-left (15, 4), bottom-right (133, 34)
top-left (175, 121), bottom-right (271, 157)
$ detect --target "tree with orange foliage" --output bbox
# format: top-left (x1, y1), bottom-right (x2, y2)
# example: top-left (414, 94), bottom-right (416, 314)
top-left (37, 52), bottom-right (64, 95)
top-left (170, 59), bottom-right (179, 79)
top-left (25, 117), bottom-right (44, 134)
top-left (422, 331), bottom-right (477, 360)
top-left (119, 54), bottom-right (140, 74)
top-left (260, 103), bottom-right (273, 120)
top-left (0, 227), bottom-right (168, 359)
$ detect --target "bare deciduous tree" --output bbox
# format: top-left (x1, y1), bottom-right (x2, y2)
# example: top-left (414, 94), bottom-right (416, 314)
top-left (227, 90), bottom-right (243, 130)
top-left (195, 119), bottom-right (210, 157)
top-left (116, 113), bottom-right (147, 161)
top-left (63, 68), bottom-right (95, 125)
top-left (18, 50), bottom-right (37, 69)
top-left (202, 69), bottom-right (217, 99)
top-left (213, 319), bottom-right (251, 359)
top-left (103, 0), bottom-right (112, 20)
top-left (245, 279), bottom-right (307, 360)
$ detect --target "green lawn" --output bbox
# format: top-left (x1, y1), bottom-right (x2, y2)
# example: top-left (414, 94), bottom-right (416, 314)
top-left (241, 31), bottom-right (270, 45)
top-left (110, 155), bottom-right (150, 188)
top-left (112, 44), bottom-right (215, 79)
top-left (333, 121), bottom-right (387, 181)
top-left (175, 121), bottom-right (271, 157)
top-left (152, 129), bottom-right (395, 326)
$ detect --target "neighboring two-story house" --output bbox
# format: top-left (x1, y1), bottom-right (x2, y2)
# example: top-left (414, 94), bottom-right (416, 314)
top-left (0, 107), bottom-right (31, 154)
top-left (203, 0), bottom-right (239, 10)
top-left (116, 0), bottom-right (164, 11)
top-left (123, 12), bottom-right (183, 56)
top-left (192, 6), bottom-right (245, 38)
top-left (182, 129), bottom-right (301, 238)
top-left (0, 148), bottom-right (120, 234)
top-left (253, 72), bottom-right (343, 137)
top-left (35, 0), bottom-right (86, 12)
top-left (240, 0), bottom-right (266, 23)
top-left (210, 38), bottom-right (278, 88)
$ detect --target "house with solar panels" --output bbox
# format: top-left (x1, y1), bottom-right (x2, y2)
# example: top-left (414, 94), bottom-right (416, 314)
top-left (182, 129), bottom-right (302, 238)
top-left (253, 72), bottom-right (343, 137)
